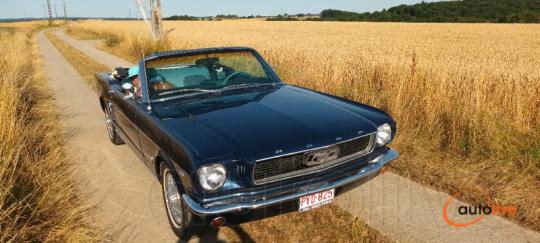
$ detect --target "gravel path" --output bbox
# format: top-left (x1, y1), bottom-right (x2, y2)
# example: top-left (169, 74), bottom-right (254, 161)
top-left (38, 30), bottom-right (229, 242)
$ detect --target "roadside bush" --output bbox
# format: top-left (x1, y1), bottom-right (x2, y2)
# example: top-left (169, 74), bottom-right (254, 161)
top-left (105, 34), bottom-right (122, 47)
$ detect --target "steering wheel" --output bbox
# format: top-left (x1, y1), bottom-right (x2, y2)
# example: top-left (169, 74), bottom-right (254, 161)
top-left (224, 72), bottom-right (251, 85)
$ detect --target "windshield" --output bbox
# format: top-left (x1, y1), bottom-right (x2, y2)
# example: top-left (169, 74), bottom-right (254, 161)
top-left (144, 51), bottom-right (278, 100)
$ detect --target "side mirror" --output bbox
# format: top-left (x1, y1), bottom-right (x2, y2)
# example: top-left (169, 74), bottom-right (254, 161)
top-left (122, 82), bottom-right (133, 91)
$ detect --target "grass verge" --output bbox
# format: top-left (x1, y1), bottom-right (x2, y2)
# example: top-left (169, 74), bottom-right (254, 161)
top-left (0, 24), bottom-right (100, 241)
top-left (49, 27), bottom-right (391, 242)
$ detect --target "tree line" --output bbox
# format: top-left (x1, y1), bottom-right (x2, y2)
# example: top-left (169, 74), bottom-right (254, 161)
top-left (164, 14), bottom-right (263, 21)
top-left (163, 0), bottom-right (540, 23)
top-left (319, 0), bottom-right (540, 23)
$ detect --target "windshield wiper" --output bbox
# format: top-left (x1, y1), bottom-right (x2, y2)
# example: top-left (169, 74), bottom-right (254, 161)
top-left (156, 88), bottom-right (216, 97)
top-left (154, 83), bottom-right (278, 103)
top-left (153, 88), bottom-right (219, 102)
top-left (221, 83), bottom-right (277, 91)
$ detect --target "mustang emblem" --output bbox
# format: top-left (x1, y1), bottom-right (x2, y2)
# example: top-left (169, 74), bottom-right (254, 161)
top-left (303, 147), bottom-right (340, 166)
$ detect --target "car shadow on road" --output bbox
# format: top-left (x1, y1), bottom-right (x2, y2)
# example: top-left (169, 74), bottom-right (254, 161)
top-left (181, 225), bottom-right (256, 243)
top-left (228, 225), bottom-right (256, 243)
top-left (181, 228), bottom-right (224, 243)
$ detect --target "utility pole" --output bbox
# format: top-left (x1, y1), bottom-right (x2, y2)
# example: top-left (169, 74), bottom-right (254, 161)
top-left (63, 0), bottom-right (67, 22)
top-left (149, 0), bottom-right (163, 38)
top-left (43, 4), bottom-right (47, 19)
top-left (46, 0), bottom-right (53, 26)
top-left (54, 4), bottom-right (58, 19)
top-left (135, 0), bottom-right (164, 40)
top-left (151, 0), bottom-right (163, 38)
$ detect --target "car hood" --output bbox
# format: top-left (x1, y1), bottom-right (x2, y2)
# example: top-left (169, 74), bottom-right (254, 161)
top-left (153, 85), bottom-right (393, 162)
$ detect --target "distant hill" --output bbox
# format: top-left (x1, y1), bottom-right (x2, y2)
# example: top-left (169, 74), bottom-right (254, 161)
top-left (320, 0), bottom-right (540, 23)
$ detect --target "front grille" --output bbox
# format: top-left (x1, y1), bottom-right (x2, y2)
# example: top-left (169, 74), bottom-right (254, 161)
top-left (252, 134), bottom-right (374, 185)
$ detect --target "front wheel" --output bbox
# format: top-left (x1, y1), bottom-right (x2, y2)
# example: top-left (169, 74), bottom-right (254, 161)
top-left (161, 163), bottom-right (197, 239)
top-left (104, 102), bottom-right (124, 145)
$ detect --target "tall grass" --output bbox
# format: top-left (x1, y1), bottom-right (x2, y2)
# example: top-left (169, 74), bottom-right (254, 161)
top-left (66, 20), bottom-right (540, 229)
top-left (0, 24), bottom-right (99, 241)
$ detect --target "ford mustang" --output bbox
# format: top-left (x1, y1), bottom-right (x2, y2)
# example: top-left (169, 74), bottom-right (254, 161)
top-left (95, 47), bottom-right (398, 239)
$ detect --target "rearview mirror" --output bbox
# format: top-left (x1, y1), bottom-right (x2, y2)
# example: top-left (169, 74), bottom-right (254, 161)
top-left (195, 57), bottom-right (220, 66)
top-left (122, 82), bottom-right (133, 91)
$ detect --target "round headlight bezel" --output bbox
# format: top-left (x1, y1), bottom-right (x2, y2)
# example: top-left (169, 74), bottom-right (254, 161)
top-left (197, 164), bottom-right (227, 192)
top-left (375, 123), bottom-right (392, 146)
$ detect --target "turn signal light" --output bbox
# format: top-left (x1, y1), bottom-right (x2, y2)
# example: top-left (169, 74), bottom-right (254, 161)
top-left (211, 217), bottom-right (226, 228)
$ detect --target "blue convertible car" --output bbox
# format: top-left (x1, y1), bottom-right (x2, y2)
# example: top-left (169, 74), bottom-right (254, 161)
top-left (96, 47), bottom-right (398, 239)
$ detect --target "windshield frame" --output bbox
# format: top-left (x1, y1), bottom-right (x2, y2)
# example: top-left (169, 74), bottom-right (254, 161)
top-left (141, 47), bottom-right (283, 104)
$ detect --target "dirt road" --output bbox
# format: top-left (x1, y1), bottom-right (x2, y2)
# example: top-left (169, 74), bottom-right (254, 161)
top-left (41, 29), bottom-right (540, 243)
top-left (37, 30), bottom-right (230, 242)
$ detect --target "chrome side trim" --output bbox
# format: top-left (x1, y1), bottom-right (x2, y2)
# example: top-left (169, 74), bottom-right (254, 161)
top-left (252, 133), bottom-right (376, 185)
top-left (183, 148), bottom-right (398, 215)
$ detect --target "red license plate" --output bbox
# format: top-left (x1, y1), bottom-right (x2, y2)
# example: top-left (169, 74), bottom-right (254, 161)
top-left (298, 188), bottom-right (335, 212)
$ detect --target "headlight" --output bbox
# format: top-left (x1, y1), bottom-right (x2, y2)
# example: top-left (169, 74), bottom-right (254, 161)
top-left (375, 123), bottom-right (392, 146)
top-left (198, 164), bottom-right (226, 191)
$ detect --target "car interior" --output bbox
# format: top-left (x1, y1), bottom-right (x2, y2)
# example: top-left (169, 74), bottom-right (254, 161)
top-left (146, 56), bottom-right (274, 99)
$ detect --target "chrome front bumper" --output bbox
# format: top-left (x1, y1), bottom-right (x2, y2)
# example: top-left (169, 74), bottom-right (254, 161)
top-left (183, 148), bottom-right (399, 215)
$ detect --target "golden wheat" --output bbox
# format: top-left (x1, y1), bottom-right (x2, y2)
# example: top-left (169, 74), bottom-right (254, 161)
top-left (68, 20), bottom-right (540, 151)
top-left (0, 22), bottom-right (100, 242)
top-left (66, 20), bottom-right (540, 230)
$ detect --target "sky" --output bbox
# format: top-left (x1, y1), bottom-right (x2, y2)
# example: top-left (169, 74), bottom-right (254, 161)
top-left (0, 0), bottom-right (431, 19)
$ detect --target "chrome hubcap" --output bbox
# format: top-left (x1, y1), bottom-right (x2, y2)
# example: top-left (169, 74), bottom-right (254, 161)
top-left (164, 170), bottom-right (183, 227)
top-left (105, 104), bottom-right (114, 138)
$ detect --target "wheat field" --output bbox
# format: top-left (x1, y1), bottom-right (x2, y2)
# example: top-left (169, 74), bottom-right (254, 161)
top-left (69, 20), bottom-right (540, 150)
top-left (67, 20), bottom-right (540, 229)
top-left (0, 22), bottom-right (99, 241)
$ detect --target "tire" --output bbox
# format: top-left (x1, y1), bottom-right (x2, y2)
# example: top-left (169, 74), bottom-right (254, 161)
top-left (160, 163), bottom-right (198, 240)
top-left (104, 102), bottom-right (124, 145)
